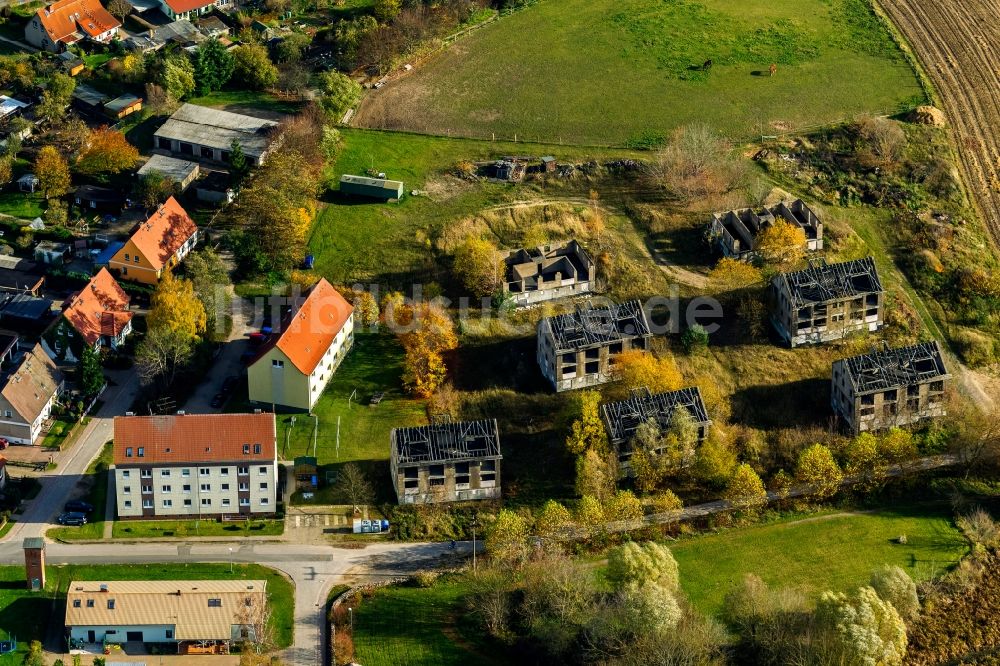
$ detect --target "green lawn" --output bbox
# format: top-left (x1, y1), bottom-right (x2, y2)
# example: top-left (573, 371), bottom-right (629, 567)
top-left (311, 128), bottom-right (636, 286)
top-left (352, 576), bottom-right (506, 666)
top-left (0, 191), bottom-right (44, 220)
top-left (82, 52), bottom-right (111, 69)
top-left (670, 505), bottom-right (967, 615)
top-left (112, 518), bottom-right (284, 539)
top-left (355, 0), bottom-right (924, 143)
top-left (0, 562), bottom-right (293, 663)
top-left (40, 418), bottom-right (76, 450)
top-left (46, 442), bottom-right (111, 542)
top-left (285, 331), bottom-right (426, 467)
top-left (187, 89), bottom-right (305, 116)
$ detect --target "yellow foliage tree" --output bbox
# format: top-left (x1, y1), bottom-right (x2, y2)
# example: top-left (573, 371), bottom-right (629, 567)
top-left (397, 302), bottom-right (458, 398)
top-left (33, 146), bottom-right (70, 200)
top-left (453, 236), bottom-right (504, 298)
top-left (575, 494), bottom-right (605, 532)
top-left (76, 127), bottom-right (140, 175)
top-left (148, 271), bottom-right (207, 341)
top-left (606, 489), bottom-right (644, 522)
top-left (613, 349), bottom-right (684, 394)
top-left (725, 463), bottom-right (768, 514)
top-left (565, 391), bottom-right (607, 455)
top-left (756, 219), bottom-right (806, 265)
top-left (574, 448), bottom-right (615, 500)
top-left (795, 443), bottom-right (843, 500)
top-left (878, 428), bottom-right (917, 463)
top-left (708, 257), bottom-right (763, 293)
top-left (845, 432), bottom-right (886, 491)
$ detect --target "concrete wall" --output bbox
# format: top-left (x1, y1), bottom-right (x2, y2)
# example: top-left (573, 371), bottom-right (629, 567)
top-left (394, 457), bottom-right (501, 504)
top-left (831, 365), bottom-right (948, 434)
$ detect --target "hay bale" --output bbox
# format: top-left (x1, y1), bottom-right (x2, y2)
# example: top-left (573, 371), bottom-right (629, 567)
top-left (910, 105), bottom-right (947, 127)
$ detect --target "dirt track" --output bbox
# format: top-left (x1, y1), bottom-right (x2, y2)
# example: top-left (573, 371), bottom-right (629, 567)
top-left (877, 0), bottom-right (1000, 244)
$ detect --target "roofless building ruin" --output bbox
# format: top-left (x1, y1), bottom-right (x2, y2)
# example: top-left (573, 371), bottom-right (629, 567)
top-left (601, 387), bottom-right (711, 465)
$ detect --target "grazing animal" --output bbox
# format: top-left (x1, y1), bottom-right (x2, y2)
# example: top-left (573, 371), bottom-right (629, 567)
top-left (703, 59), bottom-right (713, 71)
top-left (769, 63), bottom-right (777, 77)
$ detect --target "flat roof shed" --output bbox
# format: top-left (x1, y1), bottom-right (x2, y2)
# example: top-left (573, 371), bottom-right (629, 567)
top-left (154, 103), bottom-right (278, 161)
top-left (339, 174), bottom-right (404, 201)
top-left (137, 154), bottom-right (200, 191)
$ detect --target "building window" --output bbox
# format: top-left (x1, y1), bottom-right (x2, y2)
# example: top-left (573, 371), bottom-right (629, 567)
top-left (184, 499), bottom-right (192, 507)
top-left (121, 470), bottom-right (130, 478)
top-left (87, 599), bottom-right (95, 608)
top-left (221, 483), bottom-right (230, 491)
top-left (108, 599), bottom-right (115, 609)
top-left (161, 469), bottom-right (171, 477)
top-left (243, 444), bottom-right (250, 454)
top-left (201, 498), bottom-right (211, 506)
top-left (142, 486), bottom-right (152, 494)
top-left (222, 498), bottom-right (231, 506)
top-left (162, 499), bottom-right (172, 508)
top-left (200, 483), bottom-right (211, 492)
top-left (208, 598), bottom-right (222, 607)
top-left (259, 482), bottom-right (268, 490)
top-left (239, 482), bottom-right (249, 491)
top-left (254, 444), bottom-right (261, 454)
top-left (260, 497), bottom-right (269, 505)
top-left (272, 360), bottom-right (284, 368)
top-left (258, 466), bottom-right (267, 475)
top-left (124, 253), bottom-right (130, 261)
top-left (136, 447), bottom-right (144, 457)
top-left (221, 467), bottom-right (229, 476)
top-left (238, 466), bottom-right (249, 475)
top-left (123, 486), bottom-right (131, 494)
top-left (183, 484), bottom-right (191, 493)
top-left (125, 447), bottom-right (133, 457)
top-left (181, 469), bottom-right (190, 477)
top-left (161, 485), bottom-right (171, 493)
top-left (200, 468), bottom-right (210, 476)
top-left (124, 500), bottom-right (132, 508)
top-left (73, 599), bottom-right (81, 607)
top-left (165, 629), bottom-right (173, 639)
top-left (142, 499), bottom-right (153, 509)
top-left (240, 497), bottom-right (250, 506)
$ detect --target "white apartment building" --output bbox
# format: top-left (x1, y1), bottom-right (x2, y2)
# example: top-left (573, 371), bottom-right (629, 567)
top-left (113, 412), bottom-right (277, 519)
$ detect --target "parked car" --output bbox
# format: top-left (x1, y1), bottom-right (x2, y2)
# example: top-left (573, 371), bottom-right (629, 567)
top-left (221, 376), bottom-right (238, 394)
top-left (211, 393), bottom-right (225, 409)
top-left (57, 512), bottom-right (87, 526)
top-left (64, 500), bottom-right (94, 514)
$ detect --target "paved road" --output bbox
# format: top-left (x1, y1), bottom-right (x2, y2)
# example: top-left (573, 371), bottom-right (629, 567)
top-left (0, 538), bottom-right (465, 665)
top-left (5, 368), bottom-right (140, 545)
top-left (184, 293), bottom-right (251, 413)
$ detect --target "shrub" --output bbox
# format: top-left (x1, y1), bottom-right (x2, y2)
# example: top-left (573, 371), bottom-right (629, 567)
top-left (870, 565), bottom-right (920, 621)
top-left (681, 323), bottom-right (709, 353)
top-left (412, 570), bottom-right (439, 588)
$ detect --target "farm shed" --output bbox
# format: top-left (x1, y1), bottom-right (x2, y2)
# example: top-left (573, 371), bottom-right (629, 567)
top-left (390, 419), bottom-right (501, 504)
top-left (137, 154), bottom-right (200, 192)
top-left (339, 174), bottom-right (404, 201)
top-left (104, 94), bottom-right (143, 120)
top-left (154, 104), bottom-right (278, 166)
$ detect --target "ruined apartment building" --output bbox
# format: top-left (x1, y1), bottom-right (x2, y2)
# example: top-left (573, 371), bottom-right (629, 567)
top-left (708, 199), bottom-right (823, 260)
top-left (389, 419), bottom-right (501, 504)
top-left (770, 256), bottom-right (884, 347)
top-left (601, 387), bottom-right (711, 465)
top-left (537, 299), bottom-right (652, 392)
top-left (831, 341), bottom-right (951, 434)
top-left (503, 239), bottom-right (595, 306)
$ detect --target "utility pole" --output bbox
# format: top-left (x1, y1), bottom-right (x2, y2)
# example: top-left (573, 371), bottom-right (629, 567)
top-left (335, 415), bottom-right (340, 460)
top-left (312, 413), bottom-right (319, 458)
top-left (471, 514), bottom-right (478, 573)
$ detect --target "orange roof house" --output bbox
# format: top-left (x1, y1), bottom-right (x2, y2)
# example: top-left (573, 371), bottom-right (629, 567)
top-left (24, 0), bottom-right (121, 52)
top-left (157, 0), bottom-right (232, 21)
top-left (59, 268), bottom-right (133, 351)
top-left (248, 279), bottom-right (355, 411)
top-left (109, 196), bottom-right (199, 285)
top-left (113, 412), bottom-right (276, 466)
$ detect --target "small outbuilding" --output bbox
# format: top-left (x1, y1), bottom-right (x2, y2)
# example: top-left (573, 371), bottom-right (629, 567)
top-left (339, 174), bottom-right (404, 201)
top-left (17, 174), bottom-right (39, 193)
top-left (103, 94), bottom-right (143, 120)
top-left (33, 241), bottom-right (70, 266)
top-left (293, 456), bottom-right (318, 491)
top-left (540, 156), bottom-right (557, 173)
top-left (137, 154), bottom-right (200, 192)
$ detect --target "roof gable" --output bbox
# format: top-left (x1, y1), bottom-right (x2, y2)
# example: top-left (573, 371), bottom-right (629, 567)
top-left (128, 196), bottom-right (198, 271)
top-left (63, 268), bottom-right (131, 346)
top-left (113, 412), bottom-right (276, 465)
top-left (1, 344), bottom-right (63, 424)
top-left (35, 0), bottom-right (120, 42)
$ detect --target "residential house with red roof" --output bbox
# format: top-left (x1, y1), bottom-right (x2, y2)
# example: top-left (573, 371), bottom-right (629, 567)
top-left (24, 0), bottom-right (121, 52)
top-left (248, 279), bottom-right (354, 411)
top-left (113, 412), bottom-right (277, 519)
top-left (48, 268), bottom-right (133, 358)
top-left (108, 196), bottom-right (199, 285)
top-left (156, 0), bottom-right (232, 22)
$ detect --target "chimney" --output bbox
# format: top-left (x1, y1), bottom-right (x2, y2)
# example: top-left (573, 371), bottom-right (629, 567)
top-left (177, 410), bottom-right (186, 415)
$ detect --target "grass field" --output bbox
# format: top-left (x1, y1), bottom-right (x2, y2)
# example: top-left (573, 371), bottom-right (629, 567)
top-left (46, 443), bottom-right (111, 542)
top-left (352, 577), bottom-right (506, 666)
top-left (355, 0), bottom-right (924, 144)
top-left (670, 505), bottom-right (967, 615)
top-left (112, 518), bottom-right (284, 539)
top-left (0, 562), bottom-right (293, 663)
top-left (187, 90), bottom-right (305, 117)
top-left (0, 191), bottom-right (44, 220)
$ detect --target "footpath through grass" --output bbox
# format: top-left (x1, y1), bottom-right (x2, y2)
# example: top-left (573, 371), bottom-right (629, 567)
top-left (671, 504), bottom-right (967, 615)
top-left (355, 0), bottom-right (924, 143)
top-left (112, 518), bottom-right (284, 539)
top-left (0, 562), bottom-right (293, 663)
top-left (46, 442), bottom-right (111, 542)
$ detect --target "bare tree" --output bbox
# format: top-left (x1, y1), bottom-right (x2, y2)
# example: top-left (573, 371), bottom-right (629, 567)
top-left (235, 590), bottom-right (275, 657)
top-left (333, 463), bottom-right (374, 514)
top-left (135, 327), bottom-right (194, 387)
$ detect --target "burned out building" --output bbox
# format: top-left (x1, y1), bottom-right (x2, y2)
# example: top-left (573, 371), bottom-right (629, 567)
top-left (769, 257), bottom-right (884, 347)
top-left (601, 387), bottom-right (711, 465)
top-left (537, 299), bottom-right (652, 392)
top-left (708, 199), bottom-right (823, 261)
top-left (503, 240), bottom-right (595, 306)
top-left (390, 419), bottom-right (501, 504)
top-left (831, 341), bottom-right (951, 434)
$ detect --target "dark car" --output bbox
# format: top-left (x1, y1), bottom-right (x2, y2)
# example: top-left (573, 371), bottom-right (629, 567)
top-left (57, 512), bottom-right (87, 526)
top-left (211, 393), bottom-right (225, 408)
top-left (64, 500), bottom-right (94, 513)
top-left (221, 376), bottom-right (238, 394)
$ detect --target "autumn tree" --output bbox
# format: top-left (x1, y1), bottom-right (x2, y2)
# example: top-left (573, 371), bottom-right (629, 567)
top-left (158, 54), bottom-right (196, 100)
top-left (878, 428), bottom-right (917, 463)
top-left (43, 199), bottom-right (67, 227)
top-left (76, 127), bottom-right (140, 175)
top-left (870, 565), bottom-right (919, 621)
top-left (574, 448), bottom-right (615, 500)
top-left (708, 257), bottom-right (763, 294)
top-left (352, 291), bottom-right (379, 327)
top-left (845, 432), bottom-right (886, 491)
top-left (194, 39), bottom-right (235, 96)
top-left (681, 323), bottom-right (709, 353)
top-left (318, 70), bottom-right (361, 121)
top-left (396, 302), bottom-right (458, 397)
top-left (651, 123), bottom-right (748, 202)
top-left (46, 116), bottom-right (91, 155)
top-left (186, 248), bottom-right (232, 341)
top-left (373, 0), bottom-right (401, 21)
top-left (606, 541), bottom-right (680, 592)
top-left (795, 443), bottom-right (843, 500)
top-left (136, 326), bottom-right (195, 386)
top-left (453, 236), bottom-right (504, 298)
top-left (605, 489), bottom-right (643, 523)
top-left (148, 271), bottom-right (207, 341)
top-left (575, 494), bottom-right (604, 534)
top-left (33, 146), bottom-right (70, 200)
top-left (229, 139), bottom-right (250, 185)
top-left (0, 156), bottom-right (11, 189)
top-left (756, 219), bottom-right (806, 266)
top-left (107, 0), bottom-right (131, 18)
top-left (815, 587), bottom-right (907, 666)
top-left (564, 390), bottom-right (607, 455)
top-left (725, 463), bottom-right (768, 516)
top-left (651, 489), bottom-right (683, 516)
top-left (613, 349), bottom-right (683, 395)
top-left (692, 431), bottom-right (737, 488)
top-left (485, 509), bottom-right (529, 564)
top-left (534, 500), bottom-right (573, 538)
top-left (232, 44), bottom-right (278, 90)
top-left (136, 171), bottom-right (179, 209)
top-left (855, 115), bottom-right (907, 170)
top-left (36, 73), bottom-right (75, 122)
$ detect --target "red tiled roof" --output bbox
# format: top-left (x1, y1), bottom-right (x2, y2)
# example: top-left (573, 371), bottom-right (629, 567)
top-left (63, 268), bottom-right (131, 346)
top-left (113, 412), bottom-right (276, 466)
top-left (162, 0), bottom-right (215, 14)
top-left (253, 279), bottom-right (353, 375)
top-left (35, 0), bottom-right (120, 43)
top-left (130, 196), bottom-right (198, 271)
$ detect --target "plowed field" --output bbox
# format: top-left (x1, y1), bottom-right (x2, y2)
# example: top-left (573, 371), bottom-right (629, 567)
top-left (878, 0), bottom-right (1000, 244)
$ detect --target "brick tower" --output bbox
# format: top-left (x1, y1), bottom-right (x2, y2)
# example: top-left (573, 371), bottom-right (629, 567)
top-left (22, 537), bottom-right (45, 591)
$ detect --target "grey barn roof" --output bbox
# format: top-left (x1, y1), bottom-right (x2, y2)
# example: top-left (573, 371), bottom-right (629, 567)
top-left (544, 299), bottom-right (651, 352)
top-left (601, 387), bottom-right (710, 445)
top-left (391, 419), bottom-right (501, 466)
top-left (774, 257), bottom-right (883, 308)
top-left (154, 103), bottom-right (278, 158)
top-left (838, 341), bottom-right (949, 394)
top-left (137, 154), bottom-right (199, 182)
